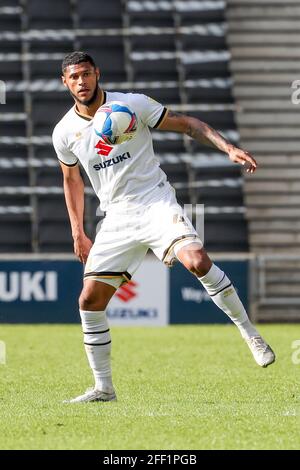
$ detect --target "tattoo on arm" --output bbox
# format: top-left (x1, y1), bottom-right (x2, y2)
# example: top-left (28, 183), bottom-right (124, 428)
top-left (168, 110), bottom-right (183, 119)
top-left (187, 120), bottom-right (230, 153)
top-left (166, 110), bottom-right (231, 153)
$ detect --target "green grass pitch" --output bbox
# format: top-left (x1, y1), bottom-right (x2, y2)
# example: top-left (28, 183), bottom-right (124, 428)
top-left (0, 324), bottom-right (299, 450)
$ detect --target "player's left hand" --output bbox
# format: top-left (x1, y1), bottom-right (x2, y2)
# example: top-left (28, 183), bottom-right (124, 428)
top-left (227, 145), bottom-right (257, 173)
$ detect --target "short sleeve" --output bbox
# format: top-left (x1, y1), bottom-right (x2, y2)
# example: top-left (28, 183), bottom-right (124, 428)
top-left (52, 125), bottom-right (78, 167)
top-left (130, 94), bottom-right (168, 129)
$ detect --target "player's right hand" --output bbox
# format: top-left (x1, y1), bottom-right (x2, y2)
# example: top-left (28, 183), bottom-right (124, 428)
top-left (73, 234), bottom-right (93, 264)
top-left (228, 145), bottom-right (258, 173)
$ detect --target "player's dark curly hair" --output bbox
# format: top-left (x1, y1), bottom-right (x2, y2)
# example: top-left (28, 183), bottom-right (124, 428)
top-left (62, 51), bottom-right (96, 74)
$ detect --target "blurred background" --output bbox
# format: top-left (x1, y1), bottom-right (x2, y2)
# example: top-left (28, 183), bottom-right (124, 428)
top-left (0, 0), bottom-right (300, 323)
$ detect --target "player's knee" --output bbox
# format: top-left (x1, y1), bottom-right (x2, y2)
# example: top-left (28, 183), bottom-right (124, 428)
top-left (184, 252), bottom-right (211, 277)
top-left (187, 260), bottom-right (207, 276)
top-left (79, 291), bottom-right (109, 311)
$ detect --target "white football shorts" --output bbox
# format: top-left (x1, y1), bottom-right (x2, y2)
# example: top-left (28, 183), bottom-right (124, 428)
top-left (84, 188), bottom-right (202, 288)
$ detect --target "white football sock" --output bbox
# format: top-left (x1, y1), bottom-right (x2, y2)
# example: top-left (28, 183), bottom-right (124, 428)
top-left (80, 309), bottom-right (114, 393)
top-left (198, 264), bottom-right (259, 339)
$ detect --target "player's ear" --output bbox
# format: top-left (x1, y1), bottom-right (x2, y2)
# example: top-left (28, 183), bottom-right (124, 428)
top-left (61, 75), bottom-right (68, 88)
top-left (95, 67), bottom-right (100, 80)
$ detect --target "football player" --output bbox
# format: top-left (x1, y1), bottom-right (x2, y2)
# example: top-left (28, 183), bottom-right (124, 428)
top-left (53, 52), bottom-right (275, 403)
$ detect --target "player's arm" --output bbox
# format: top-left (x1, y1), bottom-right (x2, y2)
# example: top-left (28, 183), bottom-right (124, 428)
top-left (60, 163), bottom-right (92, 263)
top-left (158, 110), bottom-right (257, 173)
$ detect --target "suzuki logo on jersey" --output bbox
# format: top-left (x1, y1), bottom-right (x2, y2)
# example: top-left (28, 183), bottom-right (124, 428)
top-left (93, 151), bottom-right (132, 171)
top-left (115, 280), bottom-right (137, 302)
top-left (0, 271), bottom-right (57, 302)
top-left (94, 138), bottom-right (132, 171)
top-left (95, 139), bottom-right (113, 157)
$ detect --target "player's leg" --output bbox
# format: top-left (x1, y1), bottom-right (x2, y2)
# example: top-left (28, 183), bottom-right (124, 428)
top-left (65, 211), bottom-right (148, 403)
top-left (65, 278), bottom-right (120, 403)
top-left (176, 242), bottom-right (275, 367)
top-left (79, 279), bottom-right (118, 397)
top-left (146, 191), bottom-right (275, 368)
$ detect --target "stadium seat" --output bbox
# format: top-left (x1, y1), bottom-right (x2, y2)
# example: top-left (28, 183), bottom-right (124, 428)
top-left (0, 121), bottom-right (25, 138)
top-left (78, 37), bottom-right (127, 82)
top-left (34, 166), bottom-right (63, 187)
top-left (0, 165), bottom-right (29, 187)
top-left (77, 0), bottom-right (123, 28)
top-left (0, 9), bottom-right (20, 32)
top-left (184, 59), bottom-right (231, 80)
top-left (127, 8), bottom-right (173, 28)
top-left (204, 215), bottom-right (248, 252)
top-left (38, 220), bottom-right (73, 252)
top-left (181, 33), bottom-right (226, 51)
top-left (132, 56), bottom-right (178, 82)
top-left (130, 34), bottom-right (175, 53)
top-left (178, 6), bottom-right (225, 25)
top-left (0, 218), bottom-right (32, 252)
top-left (30, 41), bottom-right (74, 55)
top-left (30, 59), bottom-right (64, 81)
top-left (187, 110), bottom-right (236, 131)
top-left (26, 0), bottom-right (73, 29)
top-left (2, 91), bottom-right (24, 113)
top-left (134, 86), bottom-right (181, 105)
top-left (31, 93), bottom-right (73, 135)
top-left (0, 59), bottom-right (22, 82)
top-left (185, 85), bottom-right (233, 104)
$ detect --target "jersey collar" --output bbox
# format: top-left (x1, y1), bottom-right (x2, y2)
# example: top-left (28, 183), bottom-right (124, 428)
top-left (74, 90), bottom-right (106, 121)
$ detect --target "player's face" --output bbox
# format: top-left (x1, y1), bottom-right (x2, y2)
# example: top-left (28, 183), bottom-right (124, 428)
top-left (62, 62), bottom-right (100, 106)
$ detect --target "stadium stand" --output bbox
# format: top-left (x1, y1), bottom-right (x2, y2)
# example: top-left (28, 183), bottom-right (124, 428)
top-left (0, 0), bottom-right (246, 253)
top-left (226, 0), bottom-right (300, 321)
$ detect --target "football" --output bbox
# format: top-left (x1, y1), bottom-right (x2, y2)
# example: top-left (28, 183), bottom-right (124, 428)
top-left (93, 101), bottom-right (138, 145)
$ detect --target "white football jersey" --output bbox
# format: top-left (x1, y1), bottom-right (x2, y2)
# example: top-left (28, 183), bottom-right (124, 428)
top-left (52, 91), bottom-right (171, 211)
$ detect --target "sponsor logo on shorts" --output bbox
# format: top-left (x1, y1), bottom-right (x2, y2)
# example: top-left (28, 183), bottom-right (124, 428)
top-left (93, 151), bottom-right (132, 171)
